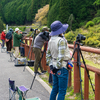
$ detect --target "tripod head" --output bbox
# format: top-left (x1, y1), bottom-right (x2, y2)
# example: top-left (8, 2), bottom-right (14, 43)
top-left (76, 34), bottom-right (86, 43)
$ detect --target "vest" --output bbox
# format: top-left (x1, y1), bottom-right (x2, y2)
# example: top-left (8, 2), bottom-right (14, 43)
top-left (48, 36), bottom-right (71, 68)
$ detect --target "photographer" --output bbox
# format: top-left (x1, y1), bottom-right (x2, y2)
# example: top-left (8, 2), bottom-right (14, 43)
top-left (33, 26), bottom-right (49, 75)
top-left (13, 28), bottom-right (22, 58)
top-left (46, 20), bottom-right (71, 100)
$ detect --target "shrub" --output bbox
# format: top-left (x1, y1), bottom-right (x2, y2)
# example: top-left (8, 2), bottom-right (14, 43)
top-left (92, 17), bottom-right (100, 24)
top-left (96, 20), bottom-right (100, 24)
top-left (65, 31), bottom-right (76, 44)
top-left (85, 21), bottom-right (94, 28)
top-left (85, 36), bottom-right (100, 47)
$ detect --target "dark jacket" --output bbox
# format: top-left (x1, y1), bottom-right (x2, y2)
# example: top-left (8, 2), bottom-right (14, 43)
top-left (5, 28), bottom-right (13, 39)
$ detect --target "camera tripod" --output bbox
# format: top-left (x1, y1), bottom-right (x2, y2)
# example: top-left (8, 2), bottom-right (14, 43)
top-left (71, 41), bottom-right (95, 100)
top-left (23, 30), bottom-right (36, 71)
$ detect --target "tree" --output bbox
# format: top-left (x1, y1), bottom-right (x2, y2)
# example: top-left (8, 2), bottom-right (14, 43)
top-left (47, 0), bottom-right (60, 27)
top-left (0, 18), bottom-right (4, 33)
top-left (59, 0), bottom-right (70, 24)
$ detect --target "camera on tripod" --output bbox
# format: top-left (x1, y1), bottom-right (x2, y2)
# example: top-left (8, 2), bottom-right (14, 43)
top-left (30, 28), bottom-right (38, 33)
top-left (76, 34), bottom-right (86, 42)
top-left (20, 31), bottom-right (27, 40)
top-left (39, 31), bottom-right (49, 41)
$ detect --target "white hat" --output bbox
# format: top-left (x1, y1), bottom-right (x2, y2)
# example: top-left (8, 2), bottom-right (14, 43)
top-left (15, 28), bottom-right (19, 32)
top-left (3, 30), bottom-right (6, 32)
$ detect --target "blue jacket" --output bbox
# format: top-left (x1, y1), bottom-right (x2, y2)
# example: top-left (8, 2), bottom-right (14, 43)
top-left (5, 28), bottom-right (13, 39)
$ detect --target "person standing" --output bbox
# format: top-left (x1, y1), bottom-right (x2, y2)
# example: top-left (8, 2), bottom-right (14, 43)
top-left (33, 26), bottom-right (49, 75)
top-left (5, 28), bottom-right (13, 52)
top-left (1, 30), bottom-right (6, 48)
top-left (13, 28), bottom-right (22, 58)
top-left (46, 20), bottom-right (71, 100)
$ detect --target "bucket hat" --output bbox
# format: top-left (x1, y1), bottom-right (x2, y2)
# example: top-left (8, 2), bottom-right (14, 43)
top-left (42, 26), bottom-right (50, 32)
top-left (50, 20), bottom-right (69, 36)
top-left (15, 28), bottom-right (19, 32)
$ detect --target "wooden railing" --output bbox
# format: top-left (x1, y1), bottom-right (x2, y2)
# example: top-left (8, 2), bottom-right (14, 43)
top-left (22, 37), bottom-right (100, 100)
top-left (68, 43), bottom-right (100, 100)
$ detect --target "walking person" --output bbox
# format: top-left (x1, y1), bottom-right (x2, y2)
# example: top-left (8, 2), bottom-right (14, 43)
top-left (5, 28), bottom-right (13, 52)
top-left (46, 20), bottom-right (71, 100)
top-left (1, 30), bottom-right (6, 48)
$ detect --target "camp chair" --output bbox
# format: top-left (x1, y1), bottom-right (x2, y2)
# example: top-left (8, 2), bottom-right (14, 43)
top-left (9, 78), bottom-right (17, 100)
top-left (16, 86), bottom-right (41, 100)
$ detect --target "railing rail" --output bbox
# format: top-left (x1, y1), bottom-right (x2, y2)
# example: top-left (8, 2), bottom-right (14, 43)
top-left (22, 37), bottom-right (100, 100)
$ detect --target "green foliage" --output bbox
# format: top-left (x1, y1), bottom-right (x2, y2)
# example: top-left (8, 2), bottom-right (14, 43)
top-left (64, 31), bottom-right (76, 44)
top-left (95, 10), bottom-right (100, 17)
top-left (66, 23), bottom-right (100, 48)
top-left (92, 17), bottom-right (100, 24)
top-left (47, 0), bottom-right (60, 27)
top-left (0, 18), bottom-right (4, 33)
top-left (85, 21), bottom-right (94, 28)
top-left (48, 0), bottom-right (96, 30)
top-left (85, 36), bottom-right (99, 47)
top-left (59, 0), bottom-right (70, 23)
top-left (1, 0), bottom-right (50, 25)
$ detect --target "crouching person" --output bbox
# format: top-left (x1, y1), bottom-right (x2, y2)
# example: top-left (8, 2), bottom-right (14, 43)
top-left (46, 20), bottom-right (71, 100)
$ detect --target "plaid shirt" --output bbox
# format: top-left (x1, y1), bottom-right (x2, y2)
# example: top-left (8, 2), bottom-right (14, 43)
top-left (46, 37), bottom-right (67, 68)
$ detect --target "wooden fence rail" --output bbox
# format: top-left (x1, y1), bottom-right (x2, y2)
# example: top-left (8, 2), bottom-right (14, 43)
top-left (22, 37), bottom-right (100, 100)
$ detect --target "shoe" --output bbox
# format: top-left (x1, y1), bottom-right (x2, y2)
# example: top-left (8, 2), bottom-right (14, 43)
top-left (34, 72), bottom-right (41, 75)
top-left (42, 71), bottom-right (47, 74)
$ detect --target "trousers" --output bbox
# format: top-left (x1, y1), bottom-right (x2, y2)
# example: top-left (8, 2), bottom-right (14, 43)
top-left (6, 39), bottom-right (12, 51)
top-left (1, 40), bottom-right (5, 48)
top-left (33, 47), bottom-right (43, 72)
top-left (50, 67), bottom-right (69, 100)
top-left (14, 47), bottom-right (20, 58)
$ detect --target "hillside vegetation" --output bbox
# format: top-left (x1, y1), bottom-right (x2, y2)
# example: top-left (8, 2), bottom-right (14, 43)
top-left (65, 23), bottom-right (100, 48)
top-left (0, 0), bottom-right (49, 25)
top-left (35, 4), bottom-right (49, 25)
top-left (0, 0), bottom-right (100, 30)
top-left (1, 0), bottom-right (100, 48)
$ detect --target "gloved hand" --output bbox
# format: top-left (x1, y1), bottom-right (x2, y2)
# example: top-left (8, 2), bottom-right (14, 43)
top-left (49, 65), bottom-right (59, 74)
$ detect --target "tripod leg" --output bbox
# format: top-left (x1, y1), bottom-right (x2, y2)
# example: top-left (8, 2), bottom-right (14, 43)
top-left (79, 49), bottom-right (95, 94)
top-left (30, 73), bottom-right (37, 89)
top-left (77, 47), bottom-right (83, 100)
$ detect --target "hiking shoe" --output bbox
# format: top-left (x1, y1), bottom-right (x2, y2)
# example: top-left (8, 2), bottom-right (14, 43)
top-left (34, 72), bottom-right (41, 75)
top-left (42, 71), bottom-right (47, 74)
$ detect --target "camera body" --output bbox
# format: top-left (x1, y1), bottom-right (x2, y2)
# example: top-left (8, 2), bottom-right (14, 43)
top-left (30, 28), bottom-right (38, 33)
top-left (76, 34), bottom-right (86, 42)
top-left (43, 31), bottom-right (49, 41)
top-left (39, 31), bottom-right (49, 41)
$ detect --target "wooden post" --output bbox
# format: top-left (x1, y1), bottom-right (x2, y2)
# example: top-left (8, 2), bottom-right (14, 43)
top-left (74, 42), bottom-right (80, 93)
top-left (95, 73), bottom-right (100, 100)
